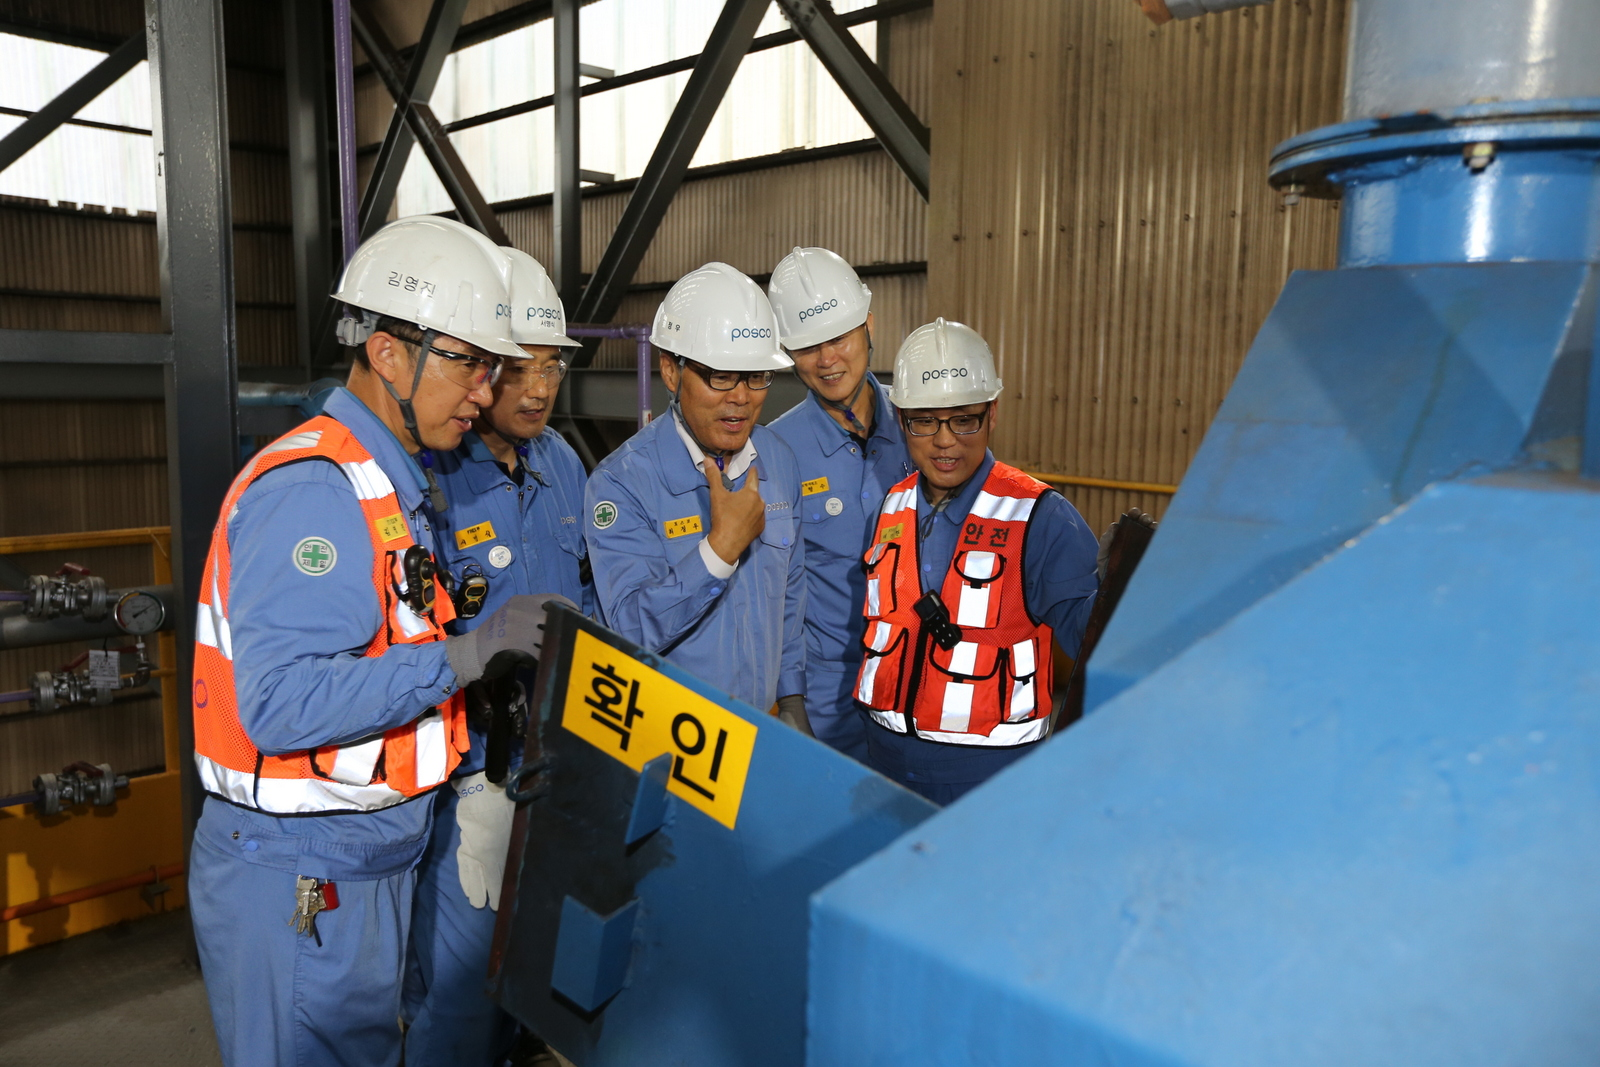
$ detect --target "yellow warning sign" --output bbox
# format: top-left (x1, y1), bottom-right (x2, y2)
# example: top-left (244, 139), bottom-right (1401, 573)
top-left (663, 515), bottom-right (704, 539)
top-left (376, 514), bottom-right (408, 543)
top-left (563, 629), bottom-right (757, 829)
top-left (801, 476), bottom-right (830, 496)
top-left (456, 520), bottom-right (496, 550)
top-left (878, 522), bottom-right (904, 543)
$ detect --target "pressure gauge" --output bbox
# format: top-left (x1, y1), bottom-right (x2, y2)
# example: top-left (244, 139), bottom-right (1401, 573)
top-left (113, 591), bottom-right (166, 635)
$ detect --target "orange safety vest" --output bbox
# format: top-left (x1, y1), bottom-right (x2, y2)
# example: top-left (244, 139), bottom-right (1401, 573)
top-left (854, 462), bottom-right (1055, 746)
top-left (192, 416), bottom-right (468, 814)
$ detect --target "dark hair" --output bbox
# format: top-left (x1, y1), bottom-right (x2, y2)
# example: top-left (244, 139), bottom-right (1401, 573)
top-left (351, 315), bottom-right (424, 369)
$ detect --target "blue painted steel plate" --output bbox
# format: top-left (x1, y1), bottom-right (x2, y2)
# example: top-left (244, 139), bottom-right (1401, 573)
top-left (491, 605), bottom-right (936, 1066)
top-left (811, 474), bottom-right (1600, 1066)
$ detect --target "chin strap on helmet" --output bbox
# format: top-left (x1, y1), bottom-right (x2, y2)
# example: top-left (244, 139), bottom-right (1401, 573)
top-left (377, 326), bottom-right (450, 513)
top-left (810, 328), bottom-right (874, 438)
top-left (669, 358), bottom-right (736, 490)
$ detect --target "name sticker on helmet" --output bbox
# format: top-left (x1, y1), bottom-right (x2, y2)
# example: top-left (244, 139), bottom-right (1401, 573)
top-left (386, 272), bottom-right (436, 297)
top-left (921, 367), bottom-right (970, 383)
top-left (797, 298), bottom-right (841, 322)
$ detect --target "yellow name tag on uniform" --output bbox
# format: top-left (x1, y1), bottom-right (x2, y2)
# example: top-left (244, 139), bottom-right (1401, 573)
top-left (878, 522), bottom-right (904, 543)
top-left (801, 476), bottom-right (830, 496)
top-left (664, 515), bottom-right (703, 539)
top-left (564, 629), bottom-right (757, 829)
top-left (455, 520), bottom-right (496, 550)
top-left (376, 514), bottom-right (408, 543)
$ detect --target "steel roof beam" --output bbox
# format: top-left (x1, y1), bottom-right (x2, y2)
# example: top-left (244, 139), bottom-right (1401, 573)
top-left (145, 0), bottom-right (240, 854)
top-left (774, 0), bottom-right (929, 200)
top-left (0, 32), bottom-right (146, 175)
top-left (350, 0), bottom-right (508, 245)
top-left (358, 0), bottom-right (471, 240)
top-left (570, 0), bottom-right (772, 364)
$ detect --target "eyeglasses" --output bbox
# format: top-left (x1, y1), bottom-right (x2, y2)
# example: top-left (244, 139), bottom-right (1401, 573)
top-left (902, 410), bottom-right (988, 437)
top-left (419, 341), bottom-right (503, 389)
top-left (499, 359), bottom-right (569, 387)
top-left (683, 359), bottom-right (774, 392)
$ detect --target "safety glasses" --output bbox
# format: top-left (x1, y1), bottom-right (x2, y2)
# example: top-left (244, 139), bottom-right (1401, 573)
top-left (902, 410), bottom-right (988, 437)
top-left (498, 359), bottom-right (569, 387)
top-left (682, 359), bottom-right (775, 392)
top-left (421, 342), bottom-right (503, 389)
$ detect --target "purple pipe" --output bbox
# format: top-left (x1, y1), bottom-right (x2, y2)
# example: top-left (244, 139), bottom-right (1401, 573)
top-left (0, 591), bottom-right (28, 602)
top-left (332, 0), bottom-right (360, 266)
top-left (566, 324), bottom-right (654, 429)
top-left (0, 689), bottom-right (31, 705)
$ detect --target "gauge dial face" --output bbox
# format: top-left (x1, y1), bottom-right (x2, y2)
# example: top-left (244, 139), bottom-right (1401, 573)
top-left (113, 591), bottom-right (165, 635)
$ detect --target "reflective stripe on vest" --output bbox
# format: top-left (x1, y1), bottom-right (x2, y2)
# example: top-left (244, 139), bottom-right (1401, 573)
top-left (854, 462), bottom-right (1054, 747)
top-left (192, 415), bottom-right (468, 814)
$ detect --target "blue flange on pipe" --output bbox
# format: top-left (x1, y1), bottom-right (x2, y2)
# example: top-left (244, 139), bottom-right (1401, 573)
top-left (1269, 98), bottom-right (1600, 268)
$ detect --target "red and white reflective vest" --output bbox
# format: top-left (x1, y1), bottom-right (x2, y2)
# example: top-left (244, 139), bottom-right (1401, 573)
top-left (855, 462), bottom-right (1055, 746)
top-left (192, 415), bottom-right (468, 814)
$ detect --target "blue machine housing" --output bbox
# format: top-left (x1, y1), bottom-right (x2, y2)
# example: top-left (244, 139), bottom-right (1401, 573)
top-left (807, 91), bottom-right (1600, 1066)
top-left (490, 606), bottom-right (936, 1067)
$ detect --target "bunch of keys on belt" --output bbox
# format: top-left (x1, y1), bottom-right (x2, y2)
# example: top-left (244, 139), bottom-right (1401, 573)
top-left (290, 875), bottom-right (339, 946)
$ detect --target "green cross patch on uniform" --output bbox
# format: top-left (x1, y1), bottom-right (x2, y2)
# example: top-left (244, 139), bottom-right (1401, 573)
top-left (292, 536), bottom-right (338, 576)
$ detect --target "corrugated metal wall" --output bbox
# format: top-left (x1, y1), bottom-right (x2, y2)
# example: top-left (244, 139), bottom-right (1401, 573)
top-left (928, 0), bottom-right (1347, 535)
top-left (0, 0), bottom-right (296, 794)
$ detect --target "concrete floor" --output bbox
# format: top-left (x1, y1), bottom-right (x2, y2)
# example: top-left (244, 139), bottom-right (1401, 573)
top-left (0, 909), bottom-right (221, 1066)
top-left (0, 910), bottom-right (569, 1067)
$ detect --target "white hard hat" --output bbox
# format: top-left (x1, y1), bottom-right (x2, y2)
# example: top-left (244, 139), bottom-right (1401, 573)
top-left (767, 246), bottom-right (872, 350)
top-left (652, 262), bottom-right (794, 372)
top-left (888, 318), bottom-right (1004, 409)
top-left (503, 248), bottom-right (579, 349)
top-left (333, 215), bottom-right (523, 359)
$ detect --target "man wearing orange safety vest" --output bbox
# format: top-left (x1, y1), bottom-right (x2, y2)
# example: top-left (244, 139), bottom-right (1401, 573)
top-left (187, 216), bottom-right (565, 1067)
top-left (855, 319), bottom-right (1100, 804)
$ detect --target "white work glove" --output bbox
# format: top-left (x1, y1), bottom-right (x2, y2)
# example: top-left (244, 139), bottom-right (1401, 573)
top-left (454, 771), bottom-right (516, 911)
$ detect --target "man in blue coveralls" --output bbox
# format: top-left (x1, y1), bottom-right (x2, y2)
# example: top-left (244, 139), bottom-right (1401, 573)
top-left (768, 247), bottom-right (914, 761)
top-left (403, 249), bottom-right (591, 1065)
top-left (584, 261), bottom-right (808, 723)
top-left (855, 318), bottom-right (1100, 804)
top-left (188, 216), bottom-right (568, 1066)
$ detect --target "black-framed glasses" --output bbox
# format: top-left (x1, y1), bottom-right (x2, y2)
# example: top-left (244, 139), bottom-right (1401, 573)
top-left (682, 359), bottom-right (775, 392)
top-left (902, 410), bottom-right (988, 437)
top-left (500, 359), bottom-right (569, 386)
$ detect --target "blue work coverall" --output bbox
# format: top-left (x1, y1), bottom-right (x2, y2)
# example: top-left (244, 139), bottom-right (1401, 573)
top-left (862, 451), bottom-right (1099, 805)
top-left (403, 428), bottom-right (592, 1066)
top-left (188, 388), bottom-right (459, 1067)
top-left (769, 373), bottom-right (913, 760)
top-left (584, 414), bottom-right (807, 711)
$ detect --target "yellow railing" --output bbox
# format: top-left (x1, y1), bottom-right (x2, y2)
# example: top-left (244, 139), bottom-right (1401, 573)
top-left (1019, 470), bottom-right (1179, 495)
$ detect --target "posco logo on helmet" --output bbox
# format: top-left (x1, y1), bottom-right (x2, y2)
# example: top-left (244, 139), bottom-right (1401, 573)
top-left (922, 367), bottom-right (970, 383)
top-left (731, 327), bottom-right (774, 340)
top-left (526, 307), bottom-right (561, 321)
top-left (495, 302), bottom-right (512, 320)
top-left (796, 298), bottom-right (840, 322)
